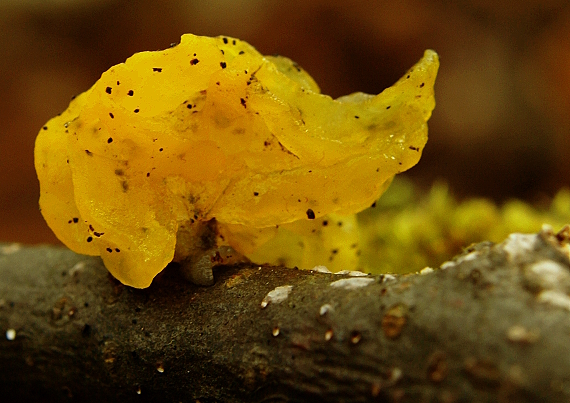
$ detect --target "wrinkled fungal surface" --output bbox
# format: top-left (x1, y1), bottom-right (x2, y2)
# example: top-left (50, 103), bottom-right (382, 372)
top-left (35, 34), bottom-right (439, 288)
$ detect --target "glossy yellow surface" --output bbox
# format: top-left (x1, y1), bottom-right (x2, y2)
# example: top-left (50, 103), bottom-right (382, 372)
top-left (35, 34), bottom-right (438, 287)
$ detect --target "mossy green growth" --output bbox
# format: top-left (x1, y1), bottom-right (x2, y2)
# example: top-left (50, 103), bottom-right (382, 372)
top-left (358, 178), bottom-right (570, 274)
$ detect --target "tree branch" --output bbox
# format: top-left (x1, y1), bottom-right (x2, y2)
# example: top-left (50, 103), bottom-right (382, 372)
top-left (1, 226), bottom-right (569, 402)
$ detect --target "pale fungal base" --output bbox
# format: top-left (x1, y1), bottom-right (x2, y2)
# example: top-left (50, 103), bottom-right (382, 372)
top-left (329, 277), bottom-right (375, 290)
top-left (180, 245), bottom-right (249, 286)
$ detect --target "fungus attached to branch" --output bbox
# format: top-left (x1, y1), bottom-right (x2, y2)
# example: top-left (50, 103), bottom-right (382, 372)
top-left (34, 34), bottom-right (439, 288)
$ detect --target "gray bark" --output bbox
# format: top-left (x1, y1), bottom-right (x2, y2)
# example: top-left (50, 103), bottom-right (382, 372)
top-left (1, 226), bottom-right (570, 402)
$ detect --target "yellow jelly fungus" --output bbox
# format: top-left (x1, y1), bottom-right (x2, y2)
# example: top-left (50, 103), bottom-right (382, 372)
top-left (35, 34), bottom-right (439, 288)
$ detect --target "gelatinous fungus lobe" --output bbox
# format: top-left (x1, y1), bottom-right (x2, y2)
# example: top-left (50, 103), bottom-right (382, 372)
top-left (35, 34), bottom-right (439, 288)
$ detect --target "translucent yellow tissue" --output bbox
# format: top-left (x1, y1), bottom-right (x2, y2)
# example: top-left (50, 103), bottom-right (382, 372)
top-left (35, 34), bottom-right (438, 287)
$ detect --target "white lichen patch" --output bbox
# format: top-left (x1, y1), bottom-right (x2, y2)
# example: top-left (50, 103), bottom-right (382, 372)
top-left (455, 251), bottom-right (479, 265)
top-left (1, 243), bottom-right (21, 255)
top-left (502, 233), bottom-right (538, 262)
top-left (311, 265), bottom-right (332, 274)
top-left (382, 274), bottom-right (397, 283)
top-left (5, 328), bottom-right (16, 341)
top-left (68, 261), bottom-right (86, 277)
top-left (506, 325), bottom-right (540, 343)
top-left (319, 303), bottom-right (333, 316)
top-left (420, 267), bottom-right (434, 275)
top-left (261, 285), bottom-right (293, 308)
top-left (335, 270), bottom-right (369, 277)
top-left (438, 249), bottom-right (481, 271)
top-left (537, 290), bottom-right (570, 311)
top-left (526, 260), bottom-right (570, 290)
top-left (440, 261), bottom-right (454, 270)
top-left (330, 277), bottom-right (374, 290)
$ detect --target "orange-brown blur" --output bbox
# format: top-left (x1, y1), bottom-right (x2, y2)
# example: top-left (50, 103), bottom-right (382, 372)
top-left (2, 0), bottom-right (570, 244)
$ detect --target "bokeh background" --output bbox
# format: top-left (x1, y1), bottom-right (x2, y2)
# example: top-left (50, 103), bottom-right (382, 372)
top-left (1, 0), bottom-right (570, 245)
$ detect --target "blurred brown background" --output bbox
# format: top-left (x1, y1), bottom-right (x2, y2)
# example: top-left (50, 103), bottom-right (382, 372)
top-left (1, 0), bottom-right (570, 245)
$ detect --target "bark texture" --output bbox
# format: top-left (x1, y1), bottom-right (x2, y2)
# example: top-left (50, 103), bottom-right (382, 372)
top-left (1, 227), bottom-right (570, 402)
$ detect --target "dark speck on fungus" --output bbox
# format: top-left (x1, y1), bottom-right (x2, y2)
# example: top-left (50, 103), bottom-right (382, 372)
top-left (105, 87), bottom-right (112, 94)
top-left (220, 62), bottom-right (227, 69)
top-left (153, 67), bottom-right (163, 72)
top-left (107, 137), bottom-right (113, 143)
top-left (127, 90), bottom-right (134, 96)
top-left (306, 209), bottom-right (315, 219)
top-left (190, 58), bottom-right (199, 65)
